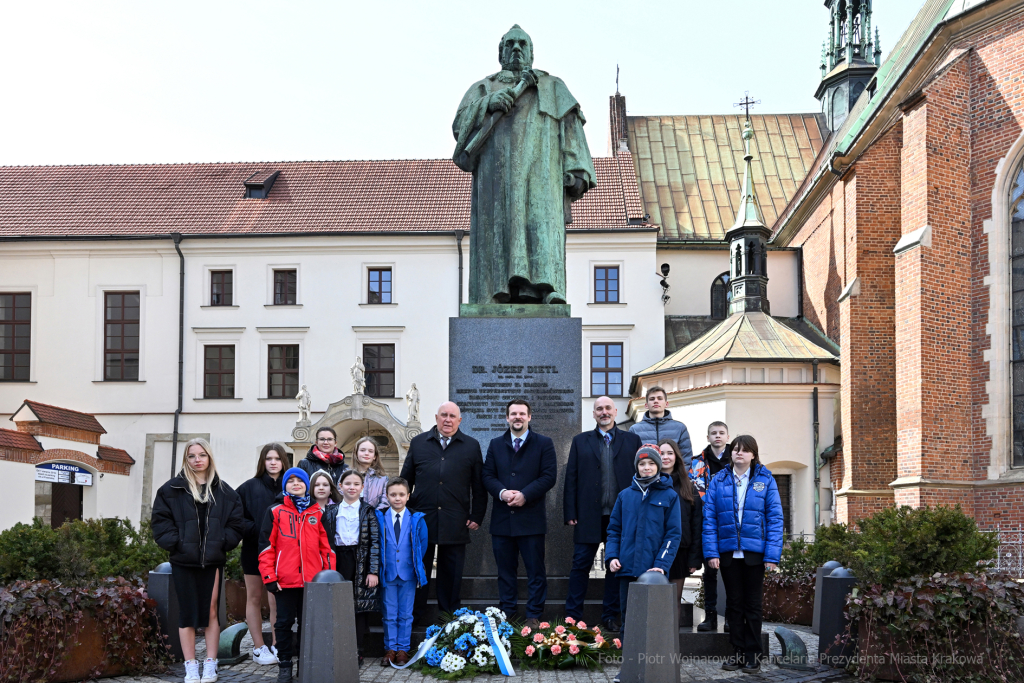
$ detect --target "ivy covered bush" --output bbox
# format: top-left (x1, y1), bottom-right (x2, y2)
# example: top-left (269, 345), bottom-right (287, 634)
top-left (0, 517), bottom-right (167, 584)
top-left (0, 576), bottom-right (170, 683)
top-left (837, 506), bottom-right (1020, 682)
top-left (0, 519), bottom-right (170, 682)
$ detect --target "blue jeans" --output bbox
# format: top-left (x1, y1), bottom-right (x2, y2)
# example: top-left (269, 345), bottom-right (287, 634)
top-left (565, 542), bottom-right (620, 623)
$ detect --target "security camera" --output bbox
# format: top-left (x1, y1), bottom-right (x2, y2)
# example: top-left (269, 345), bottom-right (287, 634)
top-left (660, 263), bottom-right (670, 277)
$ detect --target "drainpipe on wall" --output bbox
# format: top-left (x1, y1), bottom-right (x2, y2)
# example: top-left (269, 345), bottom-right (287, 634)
top-left (171, 233), bottom-right (185, 477)
top-left (812, 359), bottom-right (821, 532)
top-left (456, 230), bottom-right (465, 309)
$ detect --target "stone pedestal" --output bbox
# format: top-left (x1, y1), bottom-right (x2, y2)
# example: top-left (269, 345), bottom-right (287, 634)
top-left (619, 574), bottom-right (680, 683)
top-left (299, 572), bottom-right (359, 683)
top-left (449, 315), bottom-right (582, 577)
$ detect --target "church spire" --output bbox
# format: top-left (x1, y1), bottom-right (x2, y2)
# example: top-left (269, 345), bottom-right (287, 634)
top-left (725, 120), bottom-right (771, 315)
top-left (816, 0), bottom-right (880, 131)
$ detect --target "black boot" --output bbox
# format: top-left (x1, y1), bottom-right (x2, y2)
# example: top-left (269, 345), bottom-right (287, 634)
top-left (276, 660), bottom-right (292, 683)
top-left (697, 610), bottom-right (717, 632)
top-left (721, 651), bottom-right (743, 671)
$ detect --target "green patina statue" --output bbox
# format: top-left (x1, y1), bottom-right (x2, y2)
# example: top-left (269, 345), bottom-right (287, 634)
top-left (453, 25), bottom-right (596, 305)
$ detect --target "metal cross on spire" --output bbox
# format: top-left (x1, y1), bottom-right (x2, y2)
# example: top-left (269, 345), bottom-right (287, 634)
top-left (615, 64), bottom-right (620, 95)
top-left (733, 91), bottom-right (761, 121)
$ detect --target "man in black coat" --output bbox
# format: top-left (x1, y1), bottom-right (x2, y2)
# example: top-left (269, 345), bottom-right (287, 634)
top-left (401, 401), bottom-right (487, 618)
top-left (482, 398), bottom-right (557, 628)
top-left (562, 396), bottom-right (641, 630)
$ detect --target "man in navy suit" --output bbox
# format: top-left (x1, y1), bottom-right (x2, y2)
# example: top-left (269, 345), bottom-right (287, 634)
top-left (482, 398), bottom-right (557, 629)
top-left (562, 396), bottom-right (641, 630)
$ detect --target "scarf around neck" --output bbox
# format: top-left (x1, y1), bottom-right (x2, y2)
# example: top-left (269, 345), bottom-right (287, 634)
top-left (289, 493), bottom-right (311, 513)
top-left (313, 446), bottom-right (344, 466)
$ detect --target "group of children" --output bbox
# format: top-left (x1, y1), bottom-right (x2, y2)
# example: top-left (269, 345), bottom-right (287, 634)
top-left (257, 466), bottom-right (427, 682)
top-left (605, 423), bottom-right (785, 679)
top-left (157, 419), bottom-right (780, 683)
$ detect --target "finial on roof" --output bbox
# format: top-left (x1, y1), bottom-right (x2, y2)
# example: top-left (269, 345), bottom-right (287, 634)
top-left (732, 120), bottom-right (765, 231)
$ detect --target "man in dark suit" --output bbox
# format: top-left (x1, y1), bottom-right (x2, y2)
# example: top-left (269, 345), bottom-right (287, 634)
top-left (482, 398), bottom-right (557, 629)
top-left (401, 401), bottom-right (487, 619)
top-left (563, 396), bottom-right (641, 630)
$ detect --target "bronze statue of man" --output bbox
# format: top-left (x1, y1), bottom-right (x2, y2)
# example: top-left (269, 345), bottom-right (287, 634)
top-left (453, 25), bottom-right (596, 305)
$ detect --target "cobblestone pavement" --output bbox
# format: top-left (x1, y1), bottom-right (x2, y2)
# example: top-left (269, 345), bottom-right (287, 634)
top-left (93, 622), bottom-right (855, 683)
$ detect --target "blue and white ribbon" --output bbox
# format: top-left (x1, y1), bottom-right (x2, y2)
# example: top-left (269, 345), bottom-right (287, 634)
top-left (482, 615), bottom-right (516, 676)
top-left (390, 628), bottom-right (442, 670)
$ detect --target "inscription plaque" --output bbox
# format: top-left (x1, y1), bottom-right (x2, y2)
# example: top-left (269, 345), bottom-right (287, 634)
top-left (449, 316), bottom-right (582, 577)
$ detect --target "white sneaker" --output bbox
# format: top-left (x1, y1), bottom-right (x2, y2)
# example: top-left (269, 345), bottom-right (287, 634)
top-left (200, 658), bottom-right (218, 683)
top-left (271, 645), bottom-right (278, 657)
top-left (253, 645), bottom-right (279, 665)
top-left (183, 659), bottom-right (201, 683)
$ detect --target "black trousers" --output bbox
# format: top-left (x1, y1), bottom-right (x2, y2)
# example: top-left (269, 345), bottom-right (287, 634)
top-left (702, 560), bottom-right (719, 613)
top-left (274, 587), bottom-right (304, 663)
top-left (335, 545), bottom-right (368, 654)
top-left (720, 558), bottom-right (765, 657)
top-left (618, 576), bottom-right (637, 644)
top-left (492, 534), bottom-right (546, 619)
top-left (565, 542), bottom-right (620, 622)
top-left (414, 543), bottom-right (467, 619)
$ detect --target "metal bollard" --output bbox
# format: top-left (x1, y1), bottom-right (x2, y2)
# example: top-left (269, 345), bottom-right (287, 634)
top-left (817, 567), bottom-right (858, 668)
top-left (619, 571), bottom-right (680, 683)
top-left (812, 561), bottom-right (842, 635)
top-left (298, 570), bottom-right (359, 683)
top-left (148, 562), bottom-right (182, 661)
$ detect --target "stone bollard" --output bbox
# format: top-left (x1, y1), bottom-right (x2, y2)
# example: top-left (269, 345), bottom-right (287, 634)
top-left (812, 561), bottom-right (842, 635)
top-left (298, 570), bottom-right (358, 683)
top-left (818, 567), bottom-right (858, 668)
top-left (148, 562), bottom-right (182, 660)
top-left (619, 571), bottom-right (680, 683)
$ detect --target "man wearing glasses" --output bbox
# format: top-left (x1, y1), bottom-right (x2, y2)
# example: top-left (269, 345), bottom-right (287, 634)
top-left (298, 426), bottom-right (347, 484)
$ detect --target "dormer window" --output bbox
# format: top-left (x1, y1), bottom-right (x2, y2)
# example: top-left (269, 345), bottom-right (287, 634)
top-left (244, 170), bottom-right (280, 199)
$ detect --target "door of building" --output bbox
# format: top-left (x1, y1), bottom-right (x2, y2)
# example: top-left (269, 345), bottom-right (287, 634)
top-left (51, 482), bottom-right (83, 528)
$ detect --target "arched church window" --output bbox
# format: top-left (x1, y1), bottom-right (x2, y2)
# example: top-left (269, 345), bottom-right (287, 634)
top-left (1010, 166), bottom-right (1024, 467)
top-left (711, 272), bottom-right (731, 319)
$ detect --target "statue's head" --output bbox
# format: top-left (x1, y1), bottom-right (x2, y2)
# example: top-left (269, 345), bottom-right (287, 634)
top-left (498, 24), bottom-right (533, 72)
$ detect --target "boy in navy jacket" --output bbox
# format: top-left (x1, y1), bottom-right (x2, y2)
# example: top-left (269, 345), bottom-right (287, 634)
top-left (605, 444), bottom-right (682, 651)
top-left (376, 477), bottom-right (428, 667)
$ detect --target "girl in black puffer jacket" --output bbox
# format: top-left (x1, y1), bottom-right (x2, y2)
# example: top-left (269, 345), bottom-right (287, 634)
top-left (321, 469), bottom-right (381, 665)
top-left (235, 443), bottom-right (292, 666)
top-left (152, 438), bottom-right (244, 683)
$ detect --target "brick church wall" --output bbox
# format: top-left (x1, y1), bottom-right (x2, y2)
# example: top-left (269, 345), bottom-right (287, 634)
top-left (789, 13), bottom-right (1024, 528)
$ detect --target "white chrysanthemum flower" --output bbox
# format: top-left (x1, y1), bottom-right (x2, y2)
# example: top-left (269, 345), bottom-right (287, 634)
top-left (445, 620), bottom-right (461, 635)
top-left (501, 636), bottom-right (510, 650)
top-left (471, 644), bottom-right (494, 667)
top-left (459, 614), bottom-right (477, 624)
top-left (440, 653), bottom-right (466, 672)
top-left (473, 622), bottom-right (487, 639)
top-left (485, 606), bottom-right (507, 620)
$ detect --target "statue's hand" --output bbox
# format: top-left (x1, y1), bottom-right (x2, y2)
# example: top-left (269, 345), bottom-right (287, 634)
top-left (487, 89), bottom-right (514, 114)
top-left (565, 171), bottom-right (588, 199)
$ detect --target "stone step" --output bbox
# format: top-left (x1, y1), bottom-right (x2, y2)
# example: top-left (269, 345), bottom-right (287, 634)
top-left (454, 575), bottom-right (608, 600)
top-left (678, 627), bottom-right (770, 658)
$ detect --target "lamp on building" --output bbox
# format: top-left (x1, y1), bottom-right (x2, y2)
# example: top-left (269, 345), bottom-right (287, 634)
top-left (657, 263), bottom-right (670, 305)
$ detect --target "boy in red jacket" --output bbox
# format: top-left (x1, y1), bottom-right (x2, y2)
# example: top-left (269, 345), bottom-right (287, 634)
top-left (259, 467), bottom-right (334, 683)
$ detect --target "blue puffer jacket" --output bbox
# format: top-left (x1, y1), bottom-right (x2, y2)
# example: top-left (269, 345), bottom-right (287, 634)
top-left (702, 463), bottom-right (784, 565)
top-left (605, 475), bottom-right (683, 577)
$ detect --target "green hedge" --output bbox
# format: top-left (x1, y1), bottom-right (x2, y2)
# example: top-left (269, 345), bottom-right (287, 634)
top-left (0, 517), bottom-right (167, 584)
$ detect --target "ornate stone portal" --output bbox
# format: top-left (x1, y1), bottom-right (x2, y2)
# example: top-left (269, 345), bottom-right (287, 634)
top-left (290, 393), bottom-right (422, 468)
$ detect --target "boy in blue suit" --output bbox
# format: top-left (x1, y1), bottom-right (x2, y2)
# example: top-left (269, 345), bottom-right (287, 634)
top-left (376, 477), bottom-right (428, 667)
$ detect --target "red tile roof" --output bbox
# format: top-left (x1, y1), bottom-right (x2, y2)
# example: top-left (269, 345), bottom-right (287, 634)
top-left (0, 155), bottom-right (654, 238)
top-left (0, 428), bottom-right (42, 451)
top-left (98, 445), bottom-right (135, 465)
top-left (15, 400), bottom-right (107, 434)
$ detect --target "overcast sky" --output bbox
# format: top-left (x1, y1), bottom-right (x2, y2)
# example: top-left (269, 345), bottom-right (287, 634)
top-left (0, 0), bottom-right (924, 166)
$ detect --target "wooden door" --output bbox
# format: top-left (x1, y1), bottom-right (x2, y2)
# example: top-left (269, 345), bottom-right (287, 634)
top-left (51, 482), bottom-right (83, 528)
